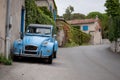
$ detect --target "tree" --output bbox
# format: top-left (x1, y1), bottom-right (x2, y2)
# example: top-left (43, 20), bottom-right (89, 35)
top-left (86, 12), bottom-right (104, 20)
top-left (105, 0), bottom-right (120, 41)
top-left (105, 0), bottom-right (120, 17)
top-left (63, 5), bottom-right (74, 20)
top-left (71, 13), bottom-right (85, 19)
top-left (105, 0), bottom-right (120, 52)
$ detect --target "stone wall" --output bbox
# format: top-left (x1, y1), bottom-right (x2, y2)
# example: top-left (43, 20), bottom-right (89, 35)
top-left (110, 39), bottom-right (120, 53)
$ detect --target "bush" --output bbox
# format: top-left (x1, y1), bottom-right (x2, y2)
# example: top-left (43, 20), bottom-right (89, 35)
top-left (0, 54), bottom-right (12, 65)
top-left (64, 42), bottom-right (78, 47)
top-left (71, 27), bottom-right (91, 45)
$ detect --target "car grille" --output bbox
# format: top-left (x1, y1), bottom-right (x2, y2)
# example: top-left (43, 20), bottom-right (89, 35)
top-left (24, 51), bottom-right (37, 54)
top-left (25, 45), bottom-right (38, 50)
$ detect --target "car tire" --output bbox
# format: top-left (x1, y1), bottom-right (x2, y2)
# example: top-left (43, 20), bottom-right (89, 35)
top-left (48, 55), bottom-right (53, 64)
top-left (12, 55), bottom-right (18, 61)
top-left (53, 51), bottom-right (57, 58)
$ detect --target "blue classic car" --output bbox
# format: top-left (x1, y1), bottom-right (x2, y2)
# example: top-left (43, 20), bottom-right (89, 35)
top-left (13, 24), bottom-right (58, 64)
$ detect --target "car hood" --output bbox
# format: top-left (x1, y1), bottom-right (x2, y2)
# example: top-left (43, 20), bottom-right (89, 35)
top-left (23, 36), bottom-right (49, 46)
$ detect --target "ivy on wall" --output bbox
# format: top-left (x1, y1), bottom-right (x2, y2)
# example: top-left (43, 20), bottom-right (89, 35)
top-left (38, 7), bottom-right (53, 19)
top-left (56, 20), bottom-right (91, 47)
top-left (25, 0), bottom-right (55, 30)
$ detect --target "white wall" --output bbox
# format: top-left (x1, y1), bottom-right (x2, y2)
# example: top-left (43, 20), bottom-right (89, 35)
top-left (0, 0), bottom-right (7, 54)
top-left (80, 23), bottom-right (95, 34)
top-left (0, 0), bottom-right (25, 54)
top-left (80, 22), bottom-right (102, 44)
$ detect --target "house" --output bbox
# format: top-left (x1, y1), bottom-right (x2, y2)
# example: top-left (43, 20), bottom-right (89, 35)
top-left (35, 0), bottom-right (57, 20)
top-left (56, 18), bottom-right (70, 47)
top-left (67, 17), bottom-right (102, 45)
top-left (0, 0), bottom-right (25, 57)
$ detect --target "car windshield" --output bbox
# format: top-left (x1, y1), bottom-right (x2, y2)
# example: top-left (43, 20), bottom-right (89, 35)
top-left (27, 27), bottom-right (51, 35)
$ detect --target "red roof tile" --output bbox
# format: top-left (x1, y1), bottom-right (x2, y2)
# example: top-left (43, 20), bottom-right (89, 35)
top-left (67, 19), bottom-right (97, 25)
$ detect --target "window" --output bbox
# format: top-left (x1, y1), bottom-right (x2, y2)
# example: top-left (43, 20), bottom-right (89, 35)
top-left (83, 26), bottom-right (88, 31)
top-left (27, 27), bottom-right (51, 35)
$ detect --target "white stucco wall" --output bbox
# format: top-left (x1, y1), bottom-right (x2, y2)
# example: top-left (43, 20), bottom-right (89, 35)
top-left (0, 0), bottom-right (7, 54)
top-left (80, 22), bottom-right (102, 45)
top-left (36, 0), bottom-right (56, 12)
top-left (81, 23), bottom-right (95, 34)
top-left (0, 0), bottom-right (25, 54)
top-left (48, 0), bottom-right (55, 10)
top-left (10, 0), bottom-right (25, 48)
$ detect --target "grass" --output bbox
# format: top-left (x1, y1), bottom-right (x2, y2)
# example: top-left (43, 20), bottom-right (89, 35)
top-left (81, 43), bottom-right (90, 46)
top-left (64, 42), bottom-right (90, 47)
top-left (0, 54), bottom-right (12, 65)
top-left (64, 42), bottom-right (79, 47)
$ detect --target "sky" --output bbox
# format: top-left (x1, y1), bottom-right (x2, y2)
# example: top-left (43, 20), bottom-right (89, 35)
top-left (54, 0), bottom-right (106, 16)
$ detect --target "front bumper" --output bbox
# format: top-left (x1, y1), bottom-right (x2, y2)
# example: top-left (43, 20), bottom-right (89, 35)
top-left (13, 52), bottom-right (49, 58)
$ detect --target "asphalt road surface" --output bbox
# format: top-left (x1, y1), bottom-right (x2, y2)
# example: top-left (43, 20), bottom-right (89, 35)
top-left (0, 44), bottom-right (120, 80)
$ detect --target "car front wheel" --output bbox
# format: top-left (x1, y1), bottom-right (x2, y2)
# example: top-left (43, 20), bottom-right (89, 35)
top-left (53, 51), bottom-right (56, 58)
top-left (48, 55), bottom-right (53, 64)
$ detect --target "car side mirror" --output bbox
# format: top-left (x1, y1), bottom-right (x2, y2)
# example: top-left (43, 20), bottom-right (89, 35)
top-left (19, 32), bottom-right (24, 39)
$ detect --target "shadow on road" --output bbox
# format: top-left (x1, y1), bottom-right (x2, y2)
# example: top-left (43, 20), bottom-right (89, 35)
top-left (13, 57), bottom-right (56, 65)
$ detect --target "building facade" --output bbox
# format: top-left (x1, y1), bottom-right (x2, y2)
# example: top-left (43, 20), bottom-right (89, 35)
top-left (67, 18), bottom-right (102, 45)
top-left (0, 0), bottom-right (25, 56)
top-left (35, 0), bottom-right (49, 9)
top-left (35, 0), bottom-right (57, 20)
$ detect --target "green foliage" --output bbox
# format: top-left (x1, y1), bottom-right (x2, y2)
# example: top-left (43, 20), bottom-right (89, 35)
top-left (71, 13), bottom-right (85, 20)
top-left (66, 27), bottom-right (91, 47)
top-left (86, 12), bottom-right (104, 19)
top-left (38, 7), bottom-right (53, 19)
top-left (0, 54), bottom-right (12, 65)
top-left (25, 0), bottom-right (55, 30)
top-left (71, 26), bottom-right (80, 29)
top-left (56, 20), bottom-right (91, 47)
top-left (105, 0), bottom-right (120, 17)
top-left (108, 16), bottom-right (120, 42)
top-left (63, 5), bottom-right (74, 20)
top-left (86, 12), bottom-right (109, 38)
top-left (63, 6), bottom-right (85, 20)
top-left (64, 41), bottom-right (78, 47)
top-left (105, 0), bottom-right (120, 41)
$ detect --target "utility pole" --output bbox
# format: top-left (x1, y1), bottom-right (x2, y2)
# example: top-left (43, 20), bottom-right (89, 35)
top-left (5, 0), bottom-right (11, 59)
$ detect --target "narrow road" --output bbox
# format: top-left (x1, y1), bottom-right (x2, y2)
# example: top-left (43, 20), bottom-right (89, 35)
top-left (0, 44), bottom-right (120, 80)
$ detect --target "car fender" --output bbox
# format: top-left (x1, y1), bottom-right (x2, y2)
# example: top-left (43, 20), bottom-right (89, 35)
top-left (54, 40), bottom-right (58, 52)
top-left (13, 40), bottom-right (23, 54)
top-left (41, 42), bottom-right (54, 57)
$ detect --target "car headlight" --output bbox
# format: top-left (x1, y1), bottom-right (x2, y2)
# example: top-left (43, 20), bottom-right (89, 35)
top-left (17, 39), bottom-right (22, 44)
top-left (42, 41), bottom-right (48, 46)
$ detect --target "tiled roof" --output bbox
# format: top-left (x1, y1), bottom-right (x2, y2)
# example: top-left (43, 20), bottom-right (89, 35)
top-left (67, 19), bottom-right (97, 25)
